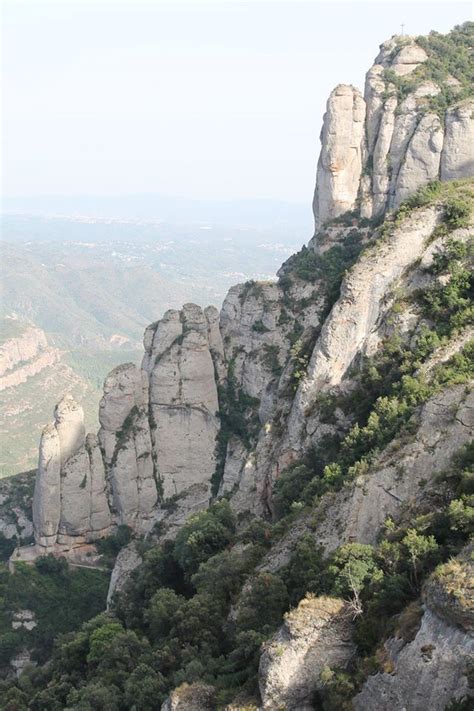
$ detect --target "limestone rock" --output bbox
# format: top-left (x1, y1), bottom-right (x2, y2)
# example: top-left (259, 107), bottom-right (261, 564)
top-left (313, 85), bottom-right (366, 229)
top-left (391, 112), bottom-right (444, 208)
top-left (220, 282), bottom-right (290, 400)
top-left (57, 434), bottom-right (111, 546)
top-left (54, 394), bottom-right (85, 466)
top-left (259, 596), bottom-right (355, 710)
top-left (390, 42), bottom-right (428, 76)
top-left (107, 542), bottom-right (143, 607)
top-left (312, 384), bottom-right (474, 553)
top-left (99, 363), bottom-right (157, 528)
top-left (205, 304), bottom-right (226, 384)
top-left (161, 683), bottom-right (216, 711)
top-left (257, 383), bottom-right (473, 576)
top-left (353, 596), bottom-right (473, 711)
top-left (295, 204), bottom-right (440, 419)
top-left (441, 99), bottom-right (474, 181)
top-left (423, 546), bottom-right (474, 634)
top-left (147, 303), bottom-right (220, 499)
top-left (33, 423), bottom-right (61, 548)
top-left (0, 324), bottom-right (48, 378)
top-left (0, 319), bottom-right (61, 392)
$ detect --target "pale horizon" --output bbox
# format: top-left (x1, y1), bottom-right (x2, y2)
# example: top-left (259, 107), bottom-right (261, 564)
top-left (2, 0), bottom-right (471, 207)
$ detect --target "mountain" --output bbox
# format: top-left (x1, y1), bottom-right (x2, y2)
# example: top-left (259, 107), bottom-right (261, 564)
top-left (1, 24), bottom-right (473, 710)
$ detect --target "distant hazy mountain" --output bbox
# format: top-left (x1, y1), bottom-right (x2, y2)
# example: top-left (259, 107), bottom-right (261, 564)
top-left (2, 193), bottom-right (312, 232)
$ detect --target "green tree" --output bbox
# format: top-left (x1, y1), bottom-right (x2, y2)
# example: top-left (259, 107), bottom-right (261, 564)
top-left (123, 664), bottom-right (166, 710)
top-left (328, 544), bottom-right (383, 614)
top-left (402, 529), bottom-right (439, 588)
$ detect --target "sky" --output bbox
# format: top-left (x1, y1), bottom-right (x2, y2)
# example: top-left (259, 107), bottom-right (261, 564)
top-left (2, 0), bottom-right (472, 206)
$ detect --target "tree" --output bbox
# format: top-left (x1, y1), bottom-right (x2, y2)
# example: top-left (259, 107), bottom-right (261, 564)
top-left (144, 588), bottom-right (184, 642)
top-left (86, 622), bottom-right (124, 665)
top-left (173, 500), bottom-right (235, 579)
top-left (402, 529), bottom-right (439, 588)
top-left (236, 573), bottom-right (288, 632)
top-left (328, 544), bottom-right (383, 615)
top-left (123, 664), bottom-right (166, 710)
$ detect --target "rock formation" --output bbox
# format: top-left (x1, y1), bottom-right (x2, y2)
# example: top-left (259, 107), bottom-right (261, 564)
top-left (30, 304), bottom-right (223, 552)
top-left (354, 547), bottom-right (474, 711)
top-left (312, 84), bottom-right (366, 228)
top-left (0, 323), bottom-right (61, 392)
top-left (259, 596), bottom-right (355, 710)
top-left (33, 394), bottom-right (111, 550)
top-left (313, 35), bottom-right (474, 228)
top-left (144, 304), bottom-right (221, 499)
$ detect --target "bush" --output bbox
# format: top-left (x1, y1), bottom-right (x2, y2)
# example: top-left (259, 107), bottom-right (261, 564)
top-left (172, 500), bottom-right (235, 579)
top-left (444, 197), bottom-right (472, 229)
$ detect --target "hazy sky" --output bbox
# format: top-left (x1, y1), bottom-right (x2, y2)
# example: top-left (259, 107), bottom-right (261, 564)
top-left (2, 0), bottom-right (471, 204)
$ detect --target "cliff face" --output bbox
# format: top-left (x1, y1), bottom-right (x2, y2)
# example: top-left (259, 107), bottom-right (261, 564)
top-left (354, 546), bottom-right (474, 711)
top-left (313, 35), bottom-right (474, 229)
top-left (29, 303), bottom-right (225, 553)
top-left (20, 26), bottom-right (474, 711)
top-left (0, 323), bottom-right (61, 392)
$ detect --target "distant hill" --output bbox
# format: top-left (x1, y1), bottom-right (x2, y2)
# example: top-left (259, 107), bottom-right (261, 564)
top-left (1, 194), bottom-right (312, 232)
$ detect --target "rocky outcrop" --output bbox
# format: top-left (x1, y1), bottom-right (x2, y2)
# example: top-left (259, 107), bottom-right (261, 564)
top-left (354, 609), bottom-right (473, 710)
top-left (33, 395), bottom-right (111, 550)
top-left (107, 542), bottom-right (143, 606)
top-left (313, 85), bottom-right (366, 229)
top-left (441, 99), bottom-right (474, 181)
top-left (310, 384), bottom-right (473, 554)
top-left (0, 324), bottom-right (48, 377)
top-left (354, 549), bottom-right (474, 711)
top-left (259, 596), bottom-right (355, 710)
top-left (161, 683), bottom-right (216, 711)
top-left (255, 383), bottom-right (473, 576)
top-left (0, 323), bottom-right (61, 392)
top-left (299, 205), bottom-right (440, 415)
top-left (99, 363), bottom-right (157, 528)
top-left (30, 304), bottom-right (223, 552)
top-left (32, 423), bottom-right (61, 548)
top-left (144, 303), bottom-right (221, 499)
top-left (316, 35), bottom-right (474, 227)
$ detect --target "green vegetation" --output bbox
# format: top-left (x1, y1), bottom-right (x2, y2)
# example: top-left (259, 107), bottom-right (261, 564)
top-left (383, 23), bottom-right (474, 118)
top-left (0, 501), bottom-right (287, 708)
top-left (10, 429), bottom-right (469, 710)
top-left (0, 557), bottom-right (109, 668)
top-left (262, 344), bottom-right (282, 377)
top-left (239, 280), bottom-right (264, 303)
top-left (96, 526), bottom-right (133, 568)
top-left (212, 359), bottom-right (260, 496)
top-left (251, 320), bottom-right (270, 334)
top-left (2, 134), bottom-right (473, 710)
top-left (280, 229), bottom-right (364, 309)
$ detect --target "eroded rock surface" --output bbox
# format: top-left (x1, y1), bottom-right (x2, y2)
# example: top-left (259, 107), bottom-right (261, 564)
top-left (161, 683), bottom-right (216, 711)
top-left (313, 84), bottom-right (366, 229)
top-left (146, 303), bottom-right (220, 499)
top-left (259, 596), bottom-right (355, 710)
top-left (354, 548), bottom-right (474, 711)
